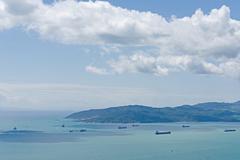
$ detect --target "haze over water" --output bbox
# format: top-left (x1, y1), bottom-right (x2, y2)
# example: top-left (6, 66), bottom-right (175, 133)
top-left (0, 112), bottom-right (239, 160)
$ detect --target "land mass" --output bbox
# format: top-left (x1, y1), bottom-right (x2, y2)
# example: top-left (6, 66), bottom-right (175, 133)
top-left (66, 101), bottom-right (240, 123)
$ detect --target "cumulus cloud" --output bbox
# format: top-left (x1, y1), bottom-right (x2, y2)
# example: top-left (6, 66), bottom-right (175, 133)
top-left (0, 0), bottom-right (239, 77)
top-left (109, 54), bottom-right (169, 76)
top-left (109, 54), bottom-right (240, 77)
top-left (4, 0), bottom-right (41, 15)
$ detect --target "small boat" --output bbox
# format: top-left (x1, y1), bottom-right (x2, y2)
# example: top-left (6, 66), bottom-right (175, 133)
top-left (118, 126), bottom-right (127, 129)
top-left (69, 129), bottom-right (87, 133)
top-left (155, 131), bottom-right (171, 135)
top-left (132, 124), bottom-right (140, 127)
top-left (182, 125), bottom-right (190, 128)
top-left (224, 129), bottom-right (236, 132)
top-left (80, 129), bottom-right (87, 132)
top-left (13, 127), bottom-right (17, 131)
top-left (61, 124), bottom-right (65, 128)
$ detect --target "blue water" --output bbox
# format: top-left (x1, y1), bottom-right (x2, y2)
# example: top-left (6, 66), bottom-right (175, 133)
top-left (0, 112), bottom-right (240, 160)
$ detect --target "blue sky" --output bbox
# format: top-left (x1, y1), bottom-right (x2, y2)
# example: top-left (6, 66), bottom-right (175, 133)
top-left (0, 0), bottom-right (239, 111)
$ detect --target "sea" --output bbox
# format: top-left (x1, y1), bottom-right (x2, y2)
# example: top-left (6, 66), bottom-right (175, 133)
top-left (0, 111), bottom-right (239, 160)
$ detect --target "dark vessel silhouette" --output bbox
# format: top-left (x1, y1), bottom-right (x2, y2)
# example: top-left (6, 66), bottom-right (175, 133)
top-left (132, 124), bottom-right (140, 127)
top-left (155, 131), bottom-right (171, 135)
top-left (224, 129), bottom-right (236, 132)
top-left (80, 129), bottom-right (87, 132)
top-left (118, 126), bottom-right (127, 129)
top-left (182, 125), bottom-right (190, 128)
top-left (69, 129), bottom-right (87, 133)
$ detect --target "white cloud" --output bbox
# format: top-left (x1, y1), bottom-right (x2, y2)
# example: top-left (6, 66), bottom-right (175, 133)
top-left (0, 0), bottom-right (239, 77)
top-left (85, 65), bottom-right (109, 75)
top-left (109, 54), bottom-right (169, 76)
top-left (109, 54), bottom-right (240, 77)
top-left (4, 0), bottom-right (41, 15)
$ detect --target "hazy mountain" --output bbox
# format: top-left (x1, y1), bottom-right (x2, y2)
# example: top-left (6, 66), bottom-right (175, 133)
top-left (66, 101), bottom-right (240, 123)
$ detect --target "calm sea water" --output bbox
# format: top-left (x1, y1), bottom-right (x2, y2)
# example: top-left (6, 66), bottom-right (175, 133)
top-left (0, 111), bottom-right (239, 160)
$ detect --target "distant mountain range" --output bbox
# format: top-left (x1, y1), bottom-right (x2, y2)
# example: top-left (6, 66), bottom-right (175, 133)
top-left (66, 101), bottom-right (240, 123)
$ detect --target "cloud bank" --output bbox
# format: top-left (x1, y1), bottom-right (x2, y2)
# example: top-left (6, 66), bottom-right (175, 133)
top-left (0, 83), bottom-right (166, 110)
top-left (0, 0), bottom-right (239, 77)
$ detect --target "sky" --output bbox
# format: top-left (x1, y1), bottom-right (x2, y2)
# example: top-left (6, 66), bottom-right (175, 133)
top-left (0, 0), bottom-right (239, 111)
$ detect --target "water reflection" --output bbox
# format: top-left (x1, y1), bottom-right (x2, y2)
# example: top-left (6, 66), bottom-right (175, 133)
top-left (0, 130), bottom-right (79, 143)
top-left (0, 128), bottom-right (130, 143)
